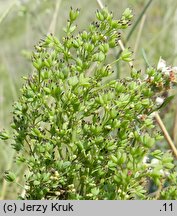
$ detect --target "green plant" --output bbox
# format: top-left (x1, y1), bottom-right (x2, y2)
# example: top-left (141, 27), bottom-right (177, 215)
top-left (2, 7), bottom-right (177, 200)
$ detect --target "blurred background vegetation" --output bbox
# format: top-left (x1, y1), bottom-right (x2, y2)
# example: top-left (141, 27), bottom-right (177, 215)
top-left (0, 0), bottom-right (177, 199)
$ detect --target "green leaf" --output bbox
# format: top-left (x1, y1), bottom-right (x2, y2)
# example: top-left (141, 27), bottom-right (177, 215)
top-left (122, 8), bottom-right (133, 20)
top-left (33, 180), bottom-right (40, 186)
top-left (91, 188), bottom-right (99, 196)
top-left (164, 163), bottom-right (174, 169)
top-left (114, 175), bottom-right (121, 183)
top-left (4, 171), bottom-right (16, 182)
top-left (108, 161), bottom-right (117, 169)
top-left (110, 155), bottom-right (118, 163)
top-left (0, 130), bottom-right (9, 140)
top-left (151, 150), bottom-right (163, 160)
top-left (63, 161), bottom-right (71, 168)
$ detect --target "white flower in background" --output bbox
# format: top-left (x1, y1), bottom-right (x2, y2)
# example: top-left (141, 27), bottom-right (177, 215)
top-left (137, 114), bottom-right (147, 121)
top-left (172, 67), bottom-right (177, 73)
top-left (157, 57), bottom-right (166, 71)
top-left (134, 171), bottom-right (140, 178)
top-left (149, 112), bottom-right (156, 118)
top-left (155, 97), bottom-right (164, 106)
top-left (117, 189), bottom-right (122, 193)
top-left (151, 158), bottom-right (160, 165)
top-left (144, 74), bottom-right (154, 81)
top-left (147, 167), bottom-right (153, 173)
top-left (142, 156), bottom-right (149, 164)
top-left (157, 57), bottom-right (171, 76)
top-left (157, 57), bottom-right (177, 79)
top-left (159, 169), bottom-right (170, 177)
top-left (137, 114), bottom-right (143, 119)
top-left (159, 169), bottom-right (164, 175)
top-left (144, 74), bottom-right (149, 80)
top-left (164, 170), bottom-right (170, 177)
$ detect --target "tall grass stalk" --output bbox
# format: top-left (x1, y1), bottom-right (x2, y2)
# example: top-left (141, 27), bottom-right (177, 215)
top-left (48, 0), bottom-right (61, 34)
top-left (0, 1), bottom-right (17, 25)
top-left (133, 14), bottom-right (146, 58)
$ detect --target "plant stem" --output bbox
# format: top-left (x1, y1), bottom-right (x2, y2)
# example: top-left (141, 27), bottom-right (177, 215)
top-left (155, 112), bottom-right (177, 158)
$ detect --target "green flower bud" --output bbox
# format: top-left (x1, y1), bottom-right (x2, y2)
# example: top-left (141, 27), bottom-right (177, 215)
top-left (120, 48), bottom-right (132, 62)
top-left (142, 134), bottom-right (155, 148)
top-left (109, 38), bottom-right (117, 48)
top-left (69, 8), bottom-right (80, 22)
top-left (114, 175), bottom-right (121, 183)
top-left (4, 171), bottom-right (16, 182)
top-left (81, 31), bottom-right (88, 40)
top-left (43, 87), bottom-right (51, 94)
top-left (110, 154), bottom-right (118, 163)
top-left (122, 8), bottom-right (133, 20)
top-left (33, 180), bottom-right (40, 186)
top-left (110, 20), bottom-right (119, 29)
top-left (101, 8), bottom-right (109, 19)
top-left (99, 43), bottom-right (109, 53)
top-left (96, 10), bottom-right (105, 21)
top-left (92, 52), bottom-right (106, 62)
top-left (0, 130), bottom-right (9, 140)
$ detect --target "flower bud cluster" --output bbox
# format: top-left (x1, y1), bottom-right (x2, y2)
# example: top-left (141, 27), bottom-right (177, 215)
top-left (7, 8), bottom-right (177, 200)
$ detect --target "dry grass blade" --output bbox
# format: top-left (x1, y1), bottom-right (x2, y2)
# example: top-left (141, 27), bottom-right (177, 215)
top-left (173, 107), bottom-right (177, 147)
top-left (133, 14), bottom-right (146, 58)
top-left (126, 0), bottom-right (153, 42)
top-left (48, 0), bottom-right (62, 35)
top-left (0, 0), bottom-right (17, 25)
top-left (96, 0), bottom-right (104, 9)
top-left (155, 113), bottom-right (177, 158)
